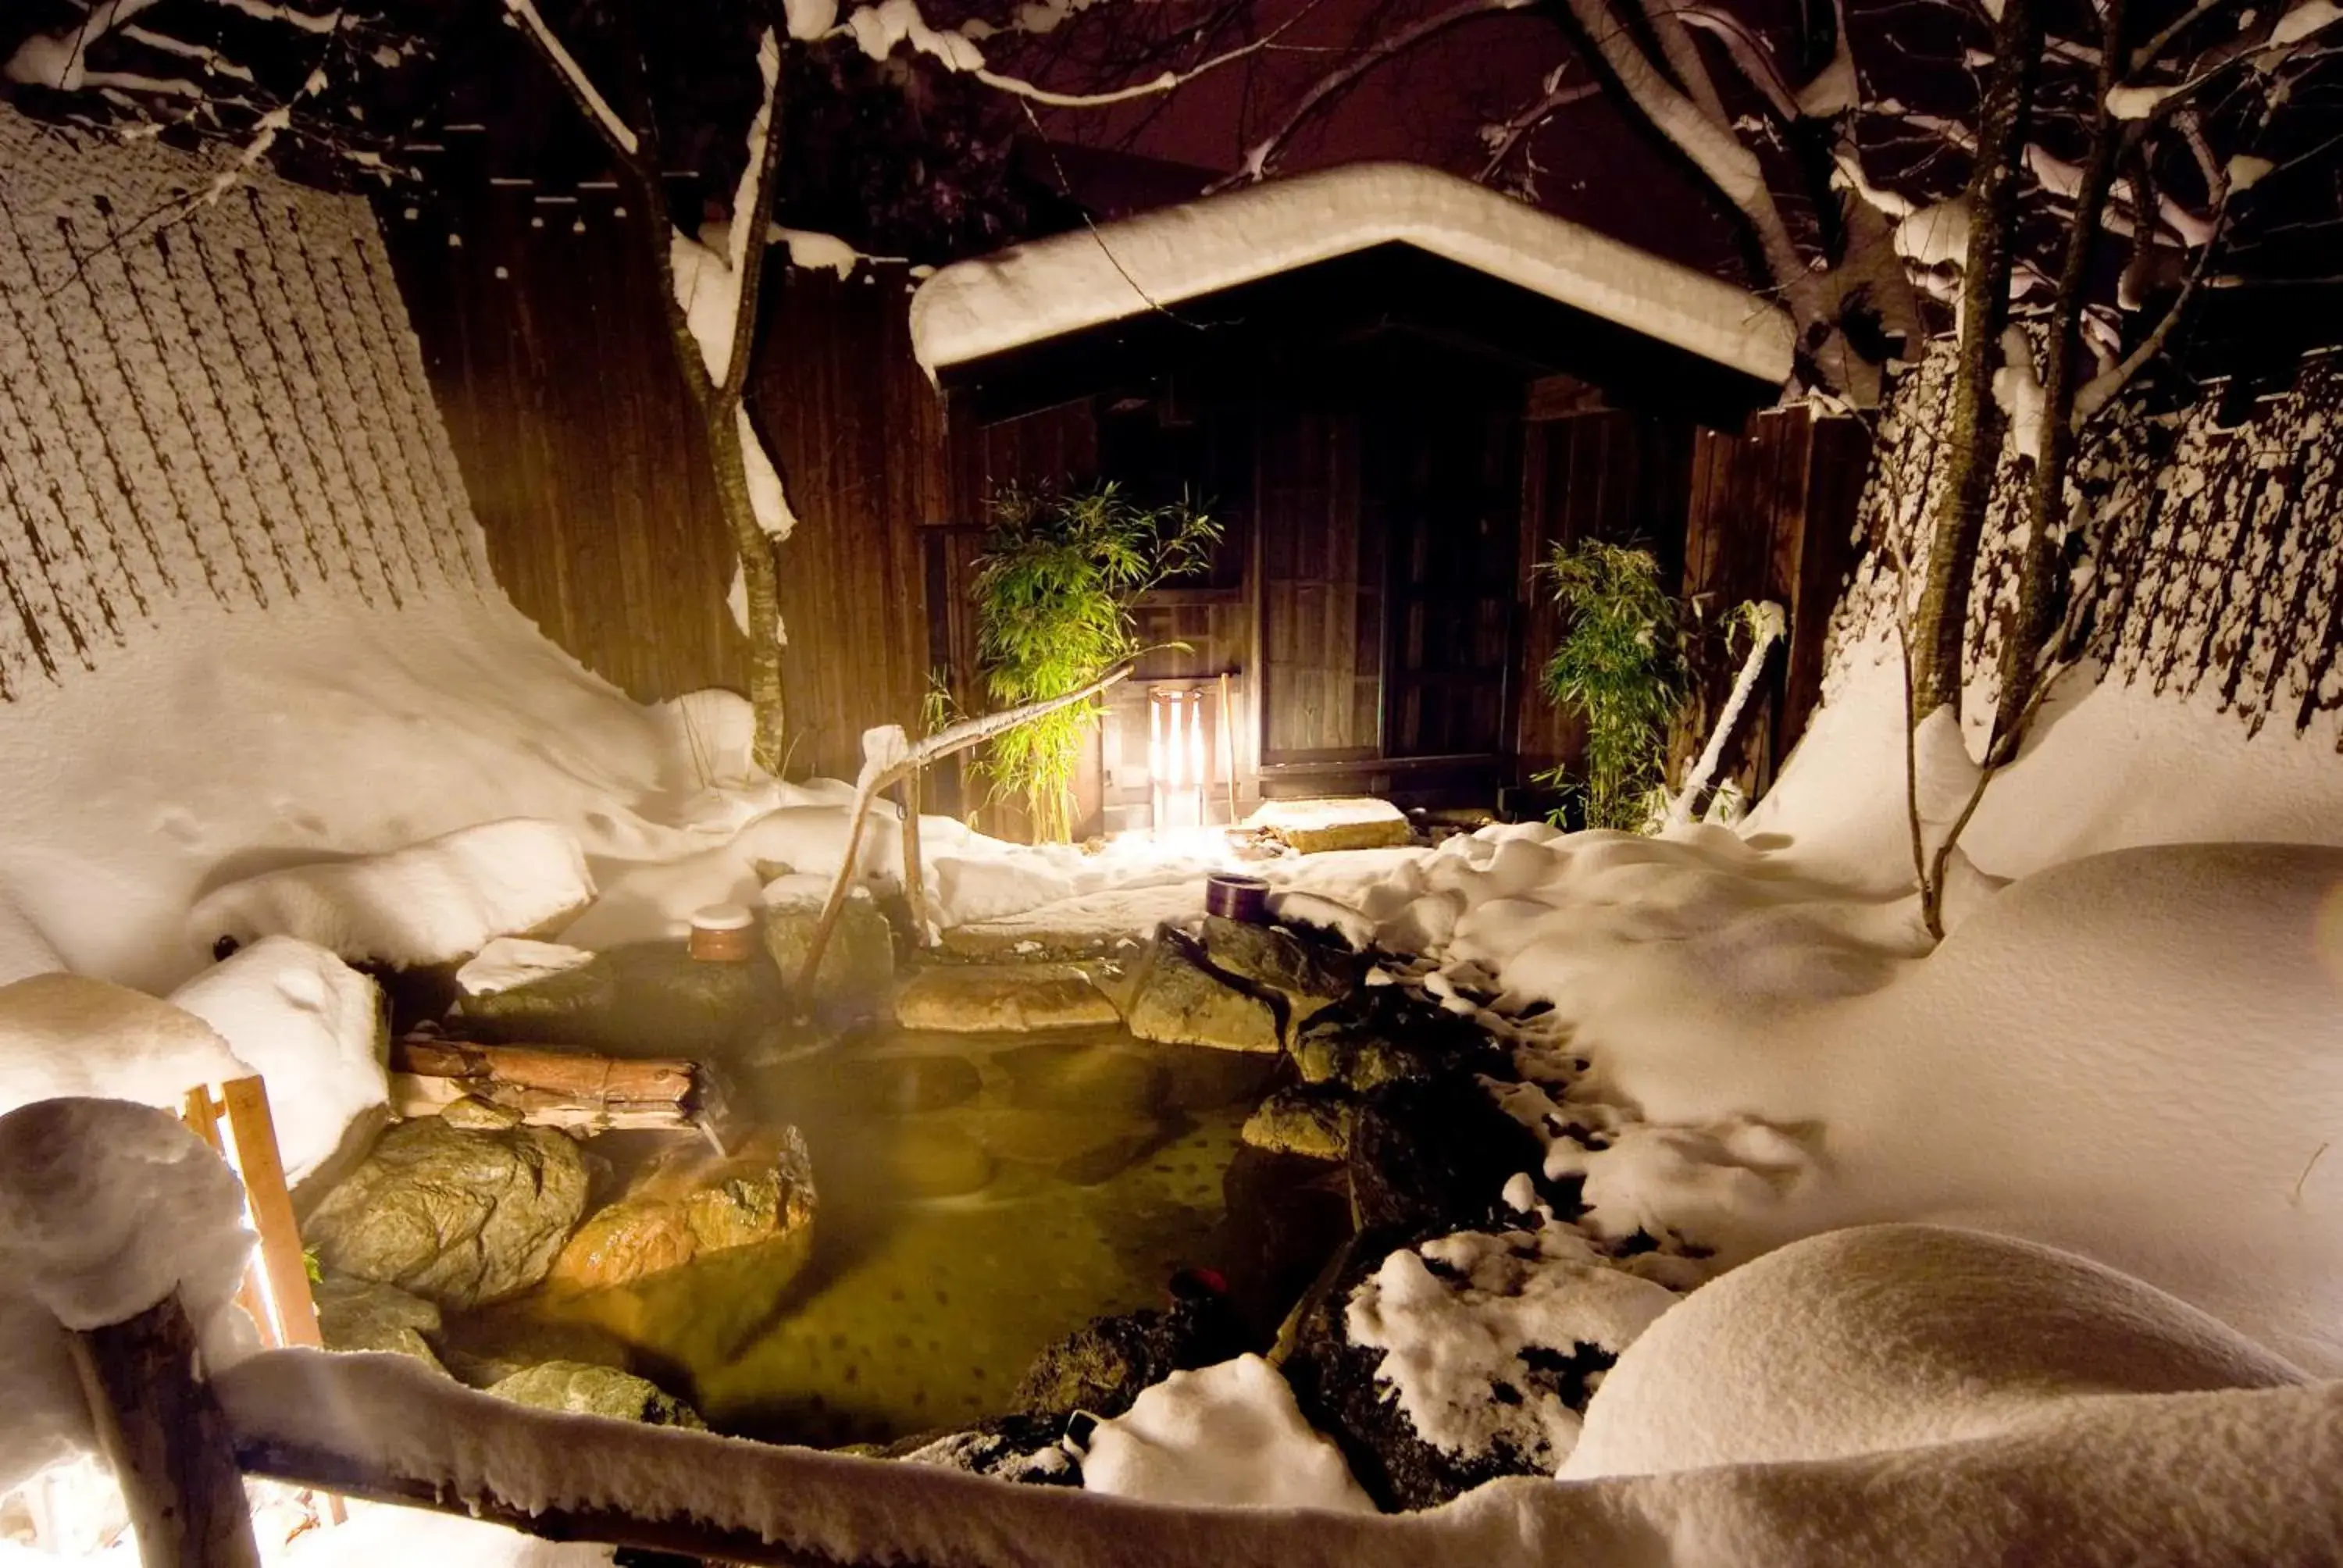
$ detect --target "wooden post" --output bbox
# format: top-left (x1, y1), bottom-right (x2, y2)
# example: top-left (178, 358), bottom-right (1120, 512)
top-left (1218, 672), bottom-right (1239, 826)
top-left (898, 772), bottom-right (929, 947)
top-left (179, 1089), bottom-right (268, 1340)
top-left (68, 1293), bottom-right (262, 1568)
top-left (216, 1078), bottom-right (321, 1350)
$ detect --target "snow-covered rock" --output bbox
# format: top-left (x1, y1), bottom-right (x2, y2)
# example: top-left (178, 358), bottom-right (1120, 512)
top-left (169, 936), bottom-right (388, 1182)
top-left (0, 972), bottom-right (249, 1117)
top-left (190, 818), bottom-right (595, 968)
top-left (1346, 1221), bottom-right (1678, 1470)
top-left (1562, 1224), bottom-right (2306, 1478)
top-left (1078, 1354), bottom-right (1375, 1512)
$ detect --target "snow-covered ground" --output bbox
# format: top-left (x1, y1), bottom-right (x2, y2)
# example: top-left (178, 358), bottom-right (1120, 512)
top-left (1, 581), bottom-right (2340, 1559)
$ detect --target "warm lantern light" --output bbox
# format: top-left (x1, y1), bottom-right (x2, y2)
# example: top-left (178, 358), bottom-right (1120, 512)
top-left (1148, 686), bottom-right (1213, 834)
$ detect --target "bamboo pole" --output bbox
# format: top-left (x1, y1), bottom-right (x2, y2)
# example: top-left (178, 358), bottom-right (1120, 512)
top-left (794, 661), bottom-right (1136, 994)
top-left (898, 772), bottom-right (929, 946)
top-left (69, 1294), bottom-right (261, 1568)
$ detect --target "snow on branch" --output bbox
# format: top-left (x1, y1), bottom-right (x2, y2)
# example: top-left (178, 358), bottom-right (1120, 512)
top-left (833, 0), bottom-right (1312, 111)
top-left (1214, 0), bottom-right (1536, 188)
top-left (1557, 0), bottom-right (1805, 295)
top-left (500, 0), bottom-right (640, 158)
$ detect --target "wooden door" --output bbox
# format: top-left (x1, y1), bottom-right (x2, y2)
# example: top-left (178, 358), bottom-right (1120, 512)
top-left (1378, 403), bottom-right (1520, 759)
top-left (1257, 407), bottom-right (1384, 764)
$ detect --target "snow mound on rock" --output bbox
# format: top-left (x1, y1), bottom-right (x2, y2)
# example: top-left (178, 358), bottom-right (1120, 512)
top-left (168, 936), bottom-right (387, 1182)
top-left (1562, 1224), bottom-right (2307, 1479)
top-left (0, 972), bottom-right (249, 1115)
top-left (0, 1099), bottom-right (255, 1491)
top-left (1346, 1221), bottom-right (1678, 1469)
top-left (1079, 1354), bottom-right (1375, 1513)
top-left (189, 818), bottom-right (594, 968)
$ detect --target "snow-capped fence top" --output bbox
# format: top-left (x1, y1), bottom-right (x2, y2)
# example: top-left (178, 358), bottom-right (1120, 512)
top-left (0, 105), bottom-right (487, 700)
top-left (1830, 339), bottom-right (2343, 743)
top-left (908, 162), bottom-right (1798, 388)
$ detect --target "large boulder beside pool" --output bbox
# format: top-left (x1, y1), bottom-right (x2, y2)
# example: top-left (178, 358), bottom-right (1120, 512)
top-left (487, 1361), bottom-right (704, 1428)
top-left (891, 963), bottom-right (1120, 1034)
top-left (1123, 928), bottom-right (1281, 1054)
top-left (303, 1117), bottom-right (590, 1310)
top-left (550, 1128), bottom-right (817, 1293)
top-left (763, 889), bottom-right (895, 1008)
top-left (1197, 917), bottom-right (1357, 1034)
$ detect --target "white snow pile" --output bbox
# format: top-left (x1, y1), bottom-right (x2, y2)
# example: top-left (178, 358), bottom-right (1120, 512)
top-left (1276, 657), bottom-right (2343, 1380)
top-left (167, 937), bottom-right (388, 1181)
top-left (455, 939), bottom-right (598, 999)
top-left (909, 162), bottom-right (1796, 387)
top-left (190, 818), bottom-right (595, 969)
top-left (0, 975), bottom-right (250, 1121)
top-left (1344, 1220), bottom-right (1680, 1470)
top-left (1317, 825), bottom-right (2343, 1372)
top-left (0, 593), bottom-right (705, 995)
top-left (1076, 1354), bottom-right (1376, 1513)
top-left (1562, 1224), bottom-right (2309, 1481)
top-left (0, 949), bottom-right (386, 1188)
top-left (0, 1098), bottom-right (255, 1494)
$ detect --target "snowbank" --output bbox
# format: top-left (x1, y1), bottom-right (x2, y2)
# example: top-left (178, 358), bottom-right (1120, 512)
top-left (910, 162), bottom-right (1795, 385)
top-left (0, 1099), bottom-right (255, 1492)
top-left (1562, 1224), bottom-right (2306, 1479)
top-left (1320, 820), bottom-right (2343, 1374)
top-left (0, 593), bottom-right (705, 993)
top-left (1750, 633), bottom-right (2343, 890)
top-left (190, 818), bottom-right (595, 968)
top-left (0, 973), bottom-right (249, 1117)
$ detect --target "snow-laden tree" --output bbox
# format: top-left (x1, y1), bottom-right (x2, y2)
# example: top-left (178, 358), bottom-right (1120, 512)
top-left (1101, 0), bottom-right (2338, 929)
top-left (2, 0), bottom-right (1290, 772)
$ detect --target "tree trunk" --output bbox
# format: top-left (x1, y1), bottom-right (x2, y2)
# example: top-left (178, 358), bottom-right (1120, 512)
top-left (1992, 0), bottom-right (2131, 755)
top-left (707, 401), bottom-right (789, 775)
top-left (1910, 0), bottom-right (2042, 715)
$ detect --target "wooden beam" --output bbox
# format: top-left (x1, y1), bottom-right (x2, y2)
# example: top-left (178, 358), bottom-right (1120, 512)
top-left (69, 1295), bottom-right (261, 1568)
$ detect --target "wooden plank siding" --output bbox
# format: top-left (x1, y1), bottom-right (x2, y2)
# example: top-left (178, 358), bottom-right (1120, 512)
top-left (384, 169), bottom-right (1863, 825)
top-left (384, 173), bottom-right (993, 782)
top-left (1671, 407), bottom-right (1870, 803)
top-left (1512, 410), bottom-right (1696, 780)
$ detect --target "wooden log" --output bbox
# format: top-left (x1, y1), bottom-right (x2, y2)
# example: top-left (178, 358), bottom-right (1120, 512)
top-left (392, 1038), bottom-right (697, 1103)
top-left (68, 1295), bottom-right (261, 1568)
top-left (388, 1038), bottom-right (711, 1135)
top-left (236, 1436), bottom-right (841, 1568)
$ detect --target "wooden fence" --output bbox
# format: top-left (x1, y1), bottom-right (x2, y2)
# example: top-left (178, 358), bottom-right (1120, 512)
top-left (0, 106), bottom-right (487, 701)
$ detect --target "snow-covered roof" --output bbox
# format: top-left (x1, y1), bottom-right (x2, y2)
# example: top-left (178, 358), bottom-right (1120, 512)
top-left (909, 162), bottom-right (1796, 387)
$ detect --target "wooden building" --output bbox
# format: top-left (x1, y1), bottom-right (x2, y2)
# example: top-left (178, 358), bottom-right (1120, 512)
top-left (390, 158), bottom-right (1866, 839)
top-left (911, 164), bottom-right (1867, 831)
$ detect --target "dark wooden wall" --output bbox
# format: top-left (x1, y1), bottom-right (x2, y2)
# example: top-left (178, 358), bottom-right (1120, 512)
top-left (385, 170), bottom-right (993, 782)
top-left (1512, 409), bottom-right (1698, 780)
top-left (386, 166), bottom-right (1866, 821)
top-left (1674, 406), bottom-right (1870, 800)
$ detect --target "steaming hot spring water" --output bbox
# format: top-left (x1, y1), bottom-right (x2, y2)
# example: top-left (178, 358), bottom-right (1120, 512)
top-left (448, 1007), bottom-right (1279, 1448)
